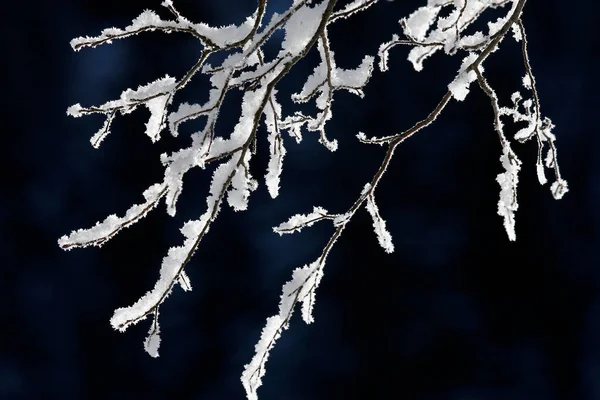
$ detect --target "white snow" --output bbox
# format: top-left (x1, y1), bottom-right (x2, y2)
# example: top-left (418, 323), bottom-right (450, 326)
top-left (61, 1), bottom-right (570, 399)
top-left (366, 194), bottom-right (394, 253)
top-left (496, 146), bottom-right (521, 241)
top-left (448, 53), bottom-right (479, 101)
top-left (273, 206), bottom-right (329, 234)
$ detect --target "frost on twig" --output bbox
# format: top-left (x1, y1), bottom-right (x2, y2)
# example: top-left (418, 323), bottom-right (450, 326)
top-left (60, 0), bottom-right (567, 399)
top-left (273, 206), bottom-right (333, 234)
top-left (496, 146), bottom-right (521, 241)
top-left (364, 185), bottom-right (394, 253)
top-left (241, 261), bottom-right (324, 400)
top-left (58, 183), bottom-right (167, 249)
top-left (67, 76), bottom-right (177, 148)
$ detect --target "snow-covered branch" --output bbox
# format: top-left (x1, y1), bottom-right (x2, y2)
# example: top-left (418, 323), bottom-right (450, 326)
top-left (60, 0), bottom-right (567, 398)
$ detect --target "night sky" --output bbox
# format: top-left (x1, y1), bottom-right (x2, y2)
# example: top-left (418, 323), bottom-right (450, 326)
top-left (3, 0), bottom-right (600, 399)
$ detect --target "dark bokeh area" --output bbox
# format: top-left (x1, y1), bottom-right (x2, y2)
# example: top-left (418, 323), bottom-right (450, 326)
top-left (3, 0), bottom-right (599, 399)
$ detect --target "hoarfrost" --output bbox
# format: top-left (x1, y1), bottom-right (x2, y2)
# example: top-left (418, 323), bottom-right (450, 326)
top-left (60, 1), bottom-right (568, 398)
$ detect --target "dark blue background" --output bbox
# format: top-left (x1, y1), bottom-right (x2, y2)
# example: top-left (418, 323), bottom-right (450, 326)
top-left (3, 0), bottom-right (600, 399)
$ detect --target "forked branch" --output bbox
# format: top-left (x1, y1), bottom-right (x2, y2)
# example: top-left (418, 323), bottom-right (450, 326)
top-left (60, 1), bottom-right (567, 399)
